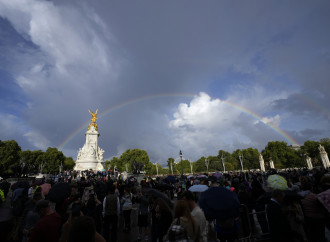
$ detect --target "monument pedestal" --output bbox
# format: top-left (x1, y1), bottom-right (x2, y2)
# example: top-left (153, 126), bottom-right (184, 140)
top-left (74, 125), bottom-right (104, 171)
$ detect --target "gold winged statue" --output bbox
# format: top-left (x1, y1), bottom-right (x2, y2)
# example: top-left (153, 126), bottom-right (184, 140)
top-left (88, 109), bottom-right (98, 131)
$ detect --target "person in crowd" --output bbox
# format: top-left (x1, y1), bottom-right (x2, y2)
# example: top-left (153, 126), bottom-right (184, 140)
top-left (137, 189), bottom-right (149, 241)
top-left (154, 198), bottom-right (173, 242)
top-left (84, 192), bottom-right (103, 233)
top-left (19, 192), bottom-right (42, 241)
top-left (68, 216), bottom-right (105, 242)
top-left (121, 187), bottom-right (133, 232)
top-left (266, 189), bottom-right (293, 242)
top-left (29, 199), bottom-right (62, 242)
top-left (102, 185), bottom-right (120, 242)
top-left (10, 185), bottom-right (29, 241)
top-left (170, 200), bottom-right (200, 241)
top-left (181, 191), bottom-right (207, 242)
top-left (300, 180), bottom-right (326, 242)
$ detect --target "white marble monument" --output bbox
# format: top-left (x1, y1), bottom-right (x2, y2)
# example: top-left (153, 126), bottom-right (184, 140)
top-left (306, 155), bottom-right (313, 170)
top-left (319, 144), bottom-right (330, 169)
top-left (259, 154), bottom-right (265, 172)
top-left (74, 110), bottom-right (105, 171)
top-left (269, 158), bottom-right (275, 169)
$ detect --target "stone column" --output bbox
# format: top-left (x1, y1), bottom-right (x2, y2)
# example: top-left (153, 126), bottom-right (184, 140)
top-left (319, 145), bottom-right (330, 169)
top-left (259, 154), bottom-right (265, 172)
top-left (306, 155), bottom-right (313, 170)
top-left (269, 159), bottom-right (275, 169)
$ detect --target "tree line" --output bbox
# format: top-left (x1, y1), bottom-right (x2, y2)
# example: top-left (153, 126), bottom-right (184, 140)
top-left (105, 139), bottom-right (330, 175)
top-left (1, 138), bottom-right (329, 177)
top-left (0, 140), bottom-right (75, 178)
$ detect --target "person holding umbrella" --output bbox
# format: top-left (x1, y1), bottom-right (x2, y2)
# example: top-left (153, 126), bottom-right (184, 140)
top-left (199, 185), bottom-right (240, 242)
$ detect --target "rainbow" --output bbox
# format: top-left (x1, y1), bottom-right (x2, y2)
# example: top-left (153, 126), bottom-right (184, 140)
top-left (57, 93), bottom-right (300, 149)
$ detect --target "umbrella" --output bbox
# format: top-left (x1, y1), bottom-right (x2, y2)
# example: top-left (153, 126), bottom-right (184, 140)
top-left (166, 175), bottom-right (176, 183)
top-left (317, 189), bottom-right (330, 213)
top-left (156, 183), bottom-right (174, 191)
top-left (267, 175), bottom-right (288, 190)
top-left (40, 183), bottom-right (51, 196)
top-left (187, 175), bottom-right (194, 179)
top-left (213, 172), bottom-right (221, 179)
top-left (47, 182), bottom-right (71, 203)
top-left (188, 185), bottom-right (209, 193)
top-left (11, 180), bottom-right (30, 190)
top-left (199, 186), bottom-right (240, 220)
top-left (145, 188), bottom-right (173, 208)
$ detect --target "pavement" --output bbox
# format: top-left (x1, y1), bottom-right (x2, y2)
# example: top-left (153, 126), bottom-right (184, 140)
top-left (117, 205), bottom-right (151, 242)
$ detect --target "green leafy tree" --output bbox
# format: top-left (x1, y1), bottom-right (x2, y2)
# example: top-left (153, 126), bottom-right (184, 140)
top-left (241, 148), bottom-right (260, 170)
top-left (119, 149), bottom-right (150, 174)
top-left (218, 150), bottom-right (233, 172)
top-left (42, 147), bottom-right (65, 174)
top-left (231, 149), bottom-right (244, 170)
top-left (300, 140), bottom-right (322, 167)
top-left (145, 162), bottom-right (165, 175)
top-left (207, 156), bottom-right (222, 172)
top-left (63, 157), bottom-right (75, 170)
top-left (0, 140), bottom-right (21, 177)
top-left (20, 150), bottom-right (44, 175)
top-left (262, 141), bottom-right (301, 169)
top-left (193, 157), bottom-right (206, 173)
top-left (105, 157), bottom-right (122, 171)
top-left (174, 159), bottom-right (191, 174)
top-left (320, 138), bottom-right (330, 157)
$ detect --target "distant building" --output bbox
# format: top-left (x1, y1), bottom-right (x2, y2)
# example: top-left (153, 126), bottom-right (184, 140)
top-left (289, 144), bottom-right (300, 151)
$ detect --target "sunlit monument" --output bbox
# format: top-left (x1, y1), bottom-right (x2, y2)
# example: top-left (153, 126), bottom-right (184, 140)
top-left (74, 110), bottom-right (105, 171)
top-left (319, 144), bottom-right (330, 169)
top-left (259, 154), bottom-right (265, 172)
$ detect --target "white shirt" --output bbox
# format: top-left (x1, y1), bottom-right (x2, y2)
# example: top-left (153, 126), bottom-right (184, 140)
top-left (191, 206), bottom-right (207, 242)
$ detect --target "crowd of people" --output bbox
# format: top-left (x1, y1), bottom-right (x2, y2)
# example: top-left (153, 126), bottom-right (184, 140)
top-left (0, 167), bottom-right (329, 242)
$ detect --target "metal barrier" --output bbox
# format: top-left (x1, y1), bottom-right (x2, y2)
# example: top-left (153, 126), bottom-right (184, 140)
top-left (238, 204), bottom-right (271, 242)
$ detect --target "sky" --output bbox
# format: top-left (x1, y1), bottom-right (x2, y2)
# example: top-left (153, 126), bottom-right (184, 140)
top-left (0, 0), bottom-right (330, 165)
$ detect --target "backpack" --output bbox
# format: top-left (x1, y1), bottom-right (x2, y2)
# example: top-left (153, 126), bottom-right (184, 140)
top-left (105, 194), bottom-right (117, 216)
top-left (164, 218), bottom-right (191, 242)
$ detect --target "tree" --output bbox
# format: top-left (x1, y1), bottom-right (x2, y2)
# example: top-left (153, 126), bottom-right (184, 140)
top-left (320, 138), bottom-right (330, 154)
top-left (42, 147), bottom-right (65, 174)
top-left (218, 150), bottom-right (233, 172)
top-left (0, 140), bottom-right (21, 177)
top-left (193, 157), bottom-right (206, 173)
top-left (231, 149), bottom-right (244, 170)
top-left (20, 150), bottom-right (44, 175)
top-left (241, 148), bottom-right (260, 170)
top-left (300, 140), bottom-right (321, 167)
top-left (119, 149), bottom-right (150, 174)
top-left (262, 141), bottom-right (301, 169)
top-left (63, 157), bottom-right (75, 170)
top-left (174, 159), bottom-right (191, 174)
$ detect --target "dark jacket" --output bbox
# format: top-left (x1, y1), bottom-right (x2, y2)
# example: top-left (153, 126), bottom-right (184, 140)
top-left (266, 200), bottom-right (293, 242)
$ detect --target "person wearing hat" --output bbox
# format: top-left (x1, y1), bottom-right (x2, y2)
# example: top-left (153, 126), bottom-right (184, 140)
top-left (29, 200), bottom-right (61, 242)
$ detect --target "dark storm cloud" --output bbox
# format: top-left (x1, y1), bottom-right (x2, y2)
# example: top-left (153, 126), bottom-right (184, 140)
top-left (0, 0), bottom-right (330, 164)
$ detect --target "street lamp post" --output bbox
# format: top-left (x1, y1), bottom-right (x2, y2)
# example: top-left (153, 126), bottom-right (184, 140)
top-left (180, 150), bottom-right (183, 177)
top-left (189, 160), bottom-right (193, 174)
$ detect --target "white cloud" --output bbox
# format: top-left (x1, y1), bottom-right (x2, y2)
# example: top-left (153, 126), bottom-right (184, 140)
top-left (23, 131), bottom-right (49, 150)
top-left (169, 92), bottom-right (288, 158)
top-left (259, 115), bottom-right (281, 127)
